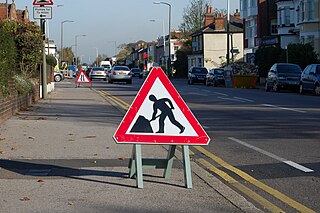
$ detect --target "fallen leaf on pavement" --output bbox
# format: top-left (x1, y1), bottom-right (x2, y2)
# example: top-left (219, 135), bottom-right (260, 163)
top-left (83, 136), bottom-right (96, 139)
top-left (20, 197), bottom-right (30, 201)
top-left (68, 201), bottom-right (74, 206)
top-left (11, 147), bottom-right (17, 151)
top-left (37, 179), bottom-right (44, 183)
top-left (28, 136), bottom-right (35, 140)
top-left (118, 157), bottom-right (126, 160)
top-left (0, 151), bottom-right (5, 154)
top-left (0, 137), bottom-right (5, 141)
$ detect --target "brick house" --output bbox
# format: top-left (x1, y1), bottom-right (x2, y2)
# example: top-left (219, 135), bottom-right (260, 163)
top-left (0, 0), bottom-right (30, 23)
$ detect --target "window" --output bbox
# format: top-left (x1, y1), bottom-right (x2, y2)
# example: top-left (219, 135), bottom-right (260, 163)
top-left (284, 7), bottom-right (290, 26)
top-left (271, 20), bottom-right (278, 34)
top-left (306, 0), bottom-right (315, 20)
top-left (296, 6), bottom-right (300, 23)
top-left (245, 18), bottom-right (256, 39)
top-left (198, 58), bottom-right (202, 67)
top-left (300, 1), bottom-right (305, 22)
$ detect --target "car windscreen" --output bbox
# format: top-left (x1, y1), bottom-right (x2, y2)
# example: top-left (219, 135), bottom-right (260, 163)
top-left (278, 65), bottom-right (301, 74)
top-left (114, 67), bottom-right (130, 71)
top-left (192, 68), bottom-right (207, 74)
top-left (93, 68), bottom-right (104, 71)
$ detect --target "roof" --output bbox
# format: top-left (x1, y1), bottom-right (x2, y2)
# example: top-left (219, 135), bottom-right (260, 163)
top-left (191, 15), bottom-right (243, 36)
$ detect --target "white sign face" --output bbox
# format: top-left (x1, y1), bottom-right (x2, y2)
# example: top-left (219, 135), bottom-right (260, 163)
top-left (126, 78), bottom-right (198, 136)
top-left (33, 7), bottom-right (52, 19)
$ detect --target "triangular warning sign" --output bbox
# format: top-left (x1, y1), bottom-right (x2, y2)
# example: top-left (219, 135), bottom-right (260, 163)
top-left (113, 67), bottom-right (210, 145)
top-left (75, 70), bottom-right (91, 84)
top-left (33, 0), bottom-right (54, 6)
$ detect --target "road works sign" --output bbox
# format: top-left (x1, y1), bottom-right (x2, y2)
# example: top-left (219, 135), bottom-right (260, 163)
top-left (75, 70), bottom-right (91, 84)
top-left (113, 67), bottom-right (210, 145)
top-left (33, 0), bottom-right (54, 6)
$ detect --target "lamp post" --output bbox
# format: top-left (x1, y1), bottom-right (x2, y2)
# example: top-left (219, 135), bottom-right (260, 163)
top-left (153, 1), bottom-right (171, 76)
top-left (60, 20), bottom-right (74, 67)
top-left (150, 19), bottom-right (166, 66)
top-left (94, 47), bottom-right (99, 67)
top-left (75, 34), bottom-right (86, 66)
top-left (226, 0), bottom-right (230, 65)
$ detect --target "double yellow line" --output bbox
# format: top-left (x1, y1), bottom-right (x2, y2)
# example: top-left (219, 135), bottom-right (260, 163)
top-left (95, 88), bottom-right (315, 213)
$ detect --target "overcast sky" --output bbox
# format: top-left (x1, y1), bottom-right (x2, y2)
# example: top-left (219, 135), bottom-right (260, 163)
top-left (15, 0), bottom-right (240, 63)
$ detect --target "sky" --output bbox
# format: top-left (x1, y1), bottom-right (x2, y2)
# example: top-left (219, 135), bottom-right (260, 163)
top-left (15, 0), bottom-right (240, 63)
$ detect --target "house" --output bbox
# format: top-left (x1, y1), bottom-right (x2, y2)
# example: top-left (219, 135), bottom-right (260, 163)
top-left (0, 0), bottom-right (30, 23)
top-left (240, 0), bottom-right (320, 62)
top-left (276, 0), bottom-right (320, 56)
top-left (240, 0), bottom-right (278, 63)
top-left (188, 6), bottom-right (244, 70)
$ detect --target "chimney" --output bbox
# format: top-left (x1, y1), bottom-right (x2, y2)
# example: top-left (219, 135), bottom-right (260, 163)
top-left (204, 5), bottom-right (215, 26)
top-left (234, 9), bottom-right (241, 20)
top-left (215, 17), bottom-right (225, 31)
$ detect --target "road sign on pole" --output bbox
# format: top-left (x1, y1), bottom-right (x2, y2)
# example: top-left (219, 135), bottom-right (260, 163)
top-left (33, 0), bottom-right (54, 6)
top-left (113, 67), bottom-right (210, 145)
top-left (33, 7), bottom-right (52, 19)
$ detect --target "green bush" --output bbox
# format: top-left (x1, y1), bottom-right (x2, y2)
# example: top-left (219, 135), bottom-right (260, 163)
top-left (0, 29), bottom-right (17, 96)
top-left (255, 46), bottom-right (282, 78)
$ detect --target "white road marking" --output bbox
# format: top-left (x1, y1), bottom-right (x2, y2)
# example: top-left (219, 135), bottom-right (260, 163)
top-left (188, 92), bottom-right (208, 97)
top-left (214, 92), bottom-right (228, 96)
top-left (218, 97), bottom-right (247, 103)
top-left (233, 97), bottom-right (255, 103)
top-left (201, 89), bottom-right (211, 92)
top-left (261, 104), bottom-right (307, 113)
top-left (228, 137), bottom-right (314, 173)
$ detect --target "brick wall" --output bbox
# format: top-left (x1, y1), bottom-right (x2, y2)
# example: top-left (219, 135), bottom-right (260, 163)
top-left (0, 80), bottom-right (40, 124)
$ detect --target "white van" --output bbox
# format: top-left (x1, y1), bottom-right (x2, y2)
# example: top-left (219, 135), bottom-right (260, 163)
top-left (100, 61), bottom-right (112, 71)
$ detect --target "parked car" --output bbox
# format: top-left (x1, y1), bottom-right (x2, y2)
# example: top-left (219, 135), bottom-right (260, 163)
top-left (108, 66), bottom-right (132, 84)
top-left (89, 67), bottom-right (107, 81)
top-left (54, 71), bottom-right (64, 82)
top-left (205, 68), bottom-right (225, 86)
top-left (299, 64), bottom-right (320, 95)
top-left (130, 68), bottom-right (142, 78)
top-left (187, 67), bottom-right (208, 85)
top-left (265, 63), bottom-right (302, 92)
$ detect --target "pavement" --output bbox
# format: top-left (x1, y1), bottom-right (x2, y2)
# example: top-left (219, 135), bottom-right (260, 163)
top-left (0, 80), bottom-right (262, 213)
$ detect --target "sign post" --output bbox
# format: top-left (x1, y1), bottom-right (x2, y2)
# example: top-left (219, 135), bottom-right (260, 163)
top-left (75, 70), bottom-right (92, 87)
top-left (113, 67), bottom-right (210, 188)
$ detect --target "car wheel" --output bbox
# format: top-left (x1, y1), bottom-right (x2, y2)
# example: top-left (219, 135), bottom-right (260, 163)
top-left (213, 81), bottom-right (217, 87)
top-left (272, 82), bottom-right (279, 92)
top-left (54, 75), bottom-right (61, 82)
top-left (190, 79), bottom-right (193, 85)
top-left (314, 84), bottom-right (320, 96)
top-left (299, 84), bottom-right (305, 94)
top-left (205, 79), bottom-right (210, 86)
top-left (109, 79), bottom-right (113, 84)
top-left (265, 81), bottom-right (270, 92)
top-left (187, 79), bottom-right (190, 85)
top-left (127, 80), bottom-right (132, 84)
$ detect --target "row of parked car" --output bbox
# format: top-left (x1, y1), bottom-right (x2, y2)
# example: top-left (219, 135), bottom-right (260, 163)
top-left (187, 63), bottom-right (320, 96)
top-left (88, 66), bottom-right (145, 84)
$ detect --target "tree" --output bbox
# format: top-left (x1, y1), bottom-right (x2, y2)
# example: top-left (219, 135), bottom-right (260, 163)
top-left (46, 55), bottom-right (57, 67)
top-left (173, 39), bottom-right (192, 78)
top-left (179, 0), bottom-right (207, 34)
top-left (61, 47), bottom-right (74, 65)
top-left (179, 0), bottom-right (227, 35)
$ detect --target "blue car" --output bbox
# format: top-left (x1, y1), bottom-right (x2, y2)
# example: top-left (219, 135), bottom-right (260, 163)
top-left (299, 64), bottom-right (320, 95)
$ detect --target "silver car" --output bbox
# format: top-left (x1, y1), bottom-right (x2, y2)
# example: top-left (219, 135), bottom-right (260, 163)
top-left (89, 67), bottom-right (107, 81)
top-left (108, 66), bottom-right (132, 84)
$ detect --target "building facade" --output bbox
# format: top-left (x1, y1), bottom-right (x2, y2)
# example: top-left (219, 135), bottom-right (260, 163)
top-left (188, 7), bottom-right (244, 70)
top-left (0, 0), bottom-right (29, 23)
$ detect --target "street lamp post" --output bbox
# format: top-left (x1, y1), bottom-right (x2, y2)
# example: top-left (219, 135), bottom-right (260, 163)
top-left (153, 1), bottom-right (171, 76)
top-left (94, 47), bottom-right (99, 67)
top-left (60, 20), bottom-right (74, 67)
top-left (75, 34), bottom-right (86, 66)
top-left (150, 19), bottom-right (166, 66)
top-left (226, 0), bottom-right (230, 65)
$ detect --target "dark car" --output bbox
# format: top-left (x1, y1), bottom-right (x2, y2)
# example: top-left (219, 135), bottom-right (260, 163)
top-left (265, 63), bottom-right (302, 92)
top-left (130, 68), bottom-right (142, 78)
top-left (205, 68), bottom-right (225, 86)
top-left (187, 67), bottom-right (208, 85)
top-left (299, 64), bottom-right (320, 95)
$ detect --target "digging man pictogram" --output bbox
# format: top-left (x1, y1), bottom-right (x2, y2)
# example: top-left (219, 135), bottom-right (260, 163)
top-left (149, 94), bottom-right (185, 134)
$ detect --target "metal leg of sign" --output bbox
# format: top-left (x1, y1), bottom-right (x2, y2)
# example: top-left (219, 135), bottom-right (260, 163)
top-left (163, 145), bottom-right (176, 178)
top-left (135, 144), bottom-right (143, 188)
top-left (182, 145), bottom-right (193, 189)
top-left (128, 145), bottom-right (143, 188)
top-left (129, 145), bottom-right (136, 179)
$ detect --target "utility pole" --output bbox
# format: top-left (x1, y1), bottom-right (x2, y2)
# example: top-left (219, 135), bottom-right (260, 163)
top-left (41, 18), bottom-right (47, 99)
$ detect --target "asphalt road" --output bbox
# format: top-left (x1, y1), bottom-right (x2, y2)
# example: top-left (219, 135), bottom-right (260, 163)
top-left (91, 77), bottom-right (320, 212)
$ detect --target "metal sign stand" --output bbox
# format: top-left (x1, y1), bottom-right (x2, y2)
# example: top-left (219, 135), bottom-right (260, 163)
top-left (128, 144), bottom-right (193, 189)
